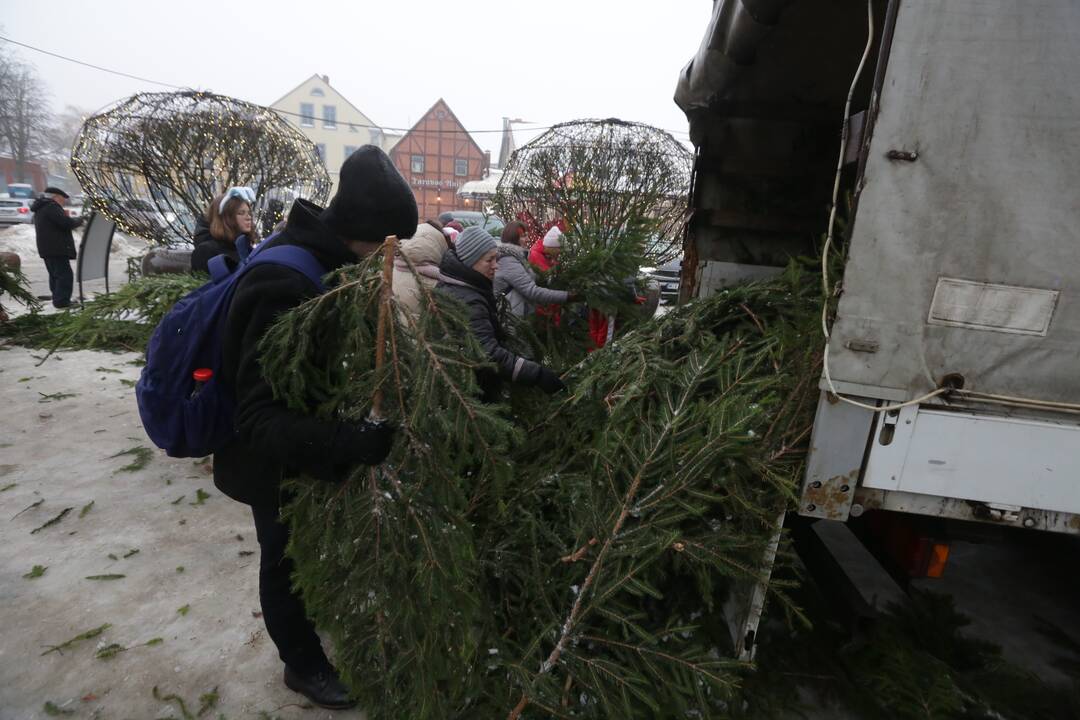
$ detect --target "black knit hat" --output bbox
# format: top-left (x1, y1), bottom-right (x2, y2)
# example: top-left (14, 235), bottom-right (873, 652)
top-left (319, 145), bottom-right (417, 242)
top-left (43, 186), bottom-right (70, 198)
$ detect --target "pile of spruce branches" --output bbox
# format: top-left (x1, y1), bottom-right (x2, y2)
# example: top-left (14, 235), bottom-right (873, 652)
top-left (0, 273), bottom-right (204, 354)
top-left (269, 248), bottom-right (822, 719)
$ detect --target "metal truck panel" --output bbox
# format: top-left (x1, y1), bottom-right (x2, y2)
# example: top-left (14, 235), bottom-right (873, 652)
top-left (862, 406), bottom-right (1080, 515)
top-left (828, 0), bottom-right (1080, 404)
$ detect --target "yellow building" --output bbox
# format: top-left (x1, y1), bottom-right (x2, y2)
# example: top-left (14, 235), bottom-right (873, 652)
top-left (270, 74), bottom-right (401, 192)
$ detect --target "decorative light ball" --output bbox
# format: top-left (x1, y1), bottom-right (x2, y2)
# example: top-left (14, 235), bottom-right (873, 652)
top-left (495, 118), bottom-right (692, 264)
top-left (71, 89), bottom-right (331, 246)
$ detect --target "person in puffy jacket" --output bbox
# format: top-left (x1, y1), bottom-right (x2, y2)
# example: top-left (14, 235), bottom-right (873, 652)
top-left (392, 222), bottom-right (448, 318)
top-left (494, 221), bottom-right (577, 317)
top-left (31, 187), bottom-right (84, 308)
top-left (436, 226), bottom-right (565, 402)
top-left (190, 186), bottom-right (260, 273)
top-left (213, 147), bottom-right (415, 710)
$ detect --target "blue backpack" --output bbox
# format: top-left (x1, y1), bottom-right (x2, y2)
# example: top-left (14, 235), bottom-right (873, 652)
top-left (135, 243), bottom-right (326, 458)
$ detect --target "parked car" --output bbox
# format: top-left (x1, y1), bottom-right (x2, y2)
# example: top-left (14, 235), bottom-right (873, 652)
top-left (5, 183), bottom-right (35, 199)
top-left (122, 199), bottom-right (176, 232)
top-left (66, 197), bottom-right (85, 219)
top-left (0, 197), bottom-right (34, 224)
top-left (443, 210), bottom-right (504, 237)
top-left (640, 256), bottom-right (682, 305)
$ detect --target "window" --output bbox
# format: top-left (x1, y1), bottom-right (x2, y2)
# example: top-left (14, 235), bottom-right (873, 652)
top-left (411, 155), bottom-right (425, 173)
top-left (322, 105), bottom-right (337, 129)
top-left (454, 158), bottom-right (469, 177)
top-left (299, 103), bottom-right (314, 127)
top-left (310, 87), bottom-right (325, 96)
top-left (316, 144), bottom-right (326, 162)
top-left (344, 145), bottom-right (358, 159)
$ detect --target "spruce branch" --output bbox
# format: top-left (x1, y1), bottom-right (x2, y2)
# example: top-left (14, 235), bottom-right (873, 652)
top-left (508, 351), bottom-right (713, 719)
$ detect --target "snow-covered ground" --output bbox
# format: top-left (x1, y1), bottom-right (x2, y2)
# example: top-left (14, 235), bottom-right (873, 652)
top-left (0, 224), bottom-right (148, 317)
top-left (0, 223), bottom-right (363, 717)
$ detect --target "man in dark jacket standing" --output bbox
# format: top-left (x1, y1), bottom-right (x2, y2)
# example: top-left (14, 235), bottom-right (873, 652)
top-left (31, 187), bottom-right (84, 308)
top-left (212, 146), bottom-right (417, 709)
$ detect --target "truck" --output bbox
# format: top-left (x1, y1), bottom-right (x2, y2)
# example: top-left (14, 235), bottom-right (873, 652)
top-left (676, 0), bottom-right (1080, 658)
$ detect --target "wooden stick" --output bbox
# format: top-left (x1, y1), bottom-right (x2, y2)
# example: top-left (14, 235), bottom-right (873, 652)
top-left (371, 235), bottom-right (397, 421)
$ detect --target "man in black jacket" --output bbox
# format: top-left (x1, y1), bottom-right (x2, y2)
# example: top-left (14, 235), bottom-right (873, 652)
top-left (31, 187), bottom-right (84, 308)
top-left (213, 146), bottom-right (417, 709)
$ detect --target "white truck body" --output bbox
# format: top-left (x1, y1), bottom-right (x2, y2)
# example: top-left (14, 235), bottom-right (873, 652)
top-left (801, 0), bottom-right (1080, 535)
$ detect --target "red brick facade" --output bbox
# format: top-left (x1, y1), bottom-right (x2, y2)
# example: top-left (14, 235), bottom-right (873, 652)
top-left (0, 157), bottom-right (47, 192)
top-left (390, 99), bottom-right (489, 220)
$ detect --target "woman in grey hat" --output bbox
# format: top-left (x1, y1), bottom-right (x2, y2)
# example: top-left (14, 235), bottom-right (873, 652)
top-left (436, 225), bottom-right (565, 402)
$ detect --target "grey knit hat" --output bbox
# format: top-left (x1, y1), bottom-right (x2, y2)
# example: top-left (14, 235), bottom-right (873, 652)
top-left (454, 226), bottom-right (498, 268)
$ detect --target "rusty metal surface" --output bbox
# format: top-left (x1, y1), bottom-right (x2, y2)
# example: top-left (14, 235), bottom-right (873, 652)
top-left (799, 392), bottom-right (876, 521)
top-left (853, 488), bottom-right (1080, 537)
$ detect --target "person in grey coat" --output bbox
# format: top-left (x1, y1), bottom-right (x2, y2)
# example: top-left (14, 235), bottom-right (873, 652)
top-left (436, 226), bottom-right (565, 402)
top-left (493, 221), bottom-right (579, 317)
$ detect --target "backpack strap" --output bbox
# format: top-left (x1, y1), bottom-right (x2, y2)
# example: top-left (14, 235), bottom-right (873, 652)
top-left (207, 253), bottom-right (237, 283)
top-left (246, 245), bottom-right (327, 293)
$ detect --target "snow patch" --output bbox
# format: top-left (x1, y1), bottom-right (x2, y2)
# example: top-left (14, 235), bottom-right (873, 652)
top-left (0, 223), bottom-right (149, 261)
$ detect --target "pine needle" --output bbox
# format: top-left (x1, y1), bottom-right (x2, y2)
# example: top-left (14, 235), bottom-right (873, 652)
top-left (41, 623), bottom-right (112, 656)
top-left (109, 446), bottom-right (153, 473)
top-left (37, 391), bottom-right (77, 403)
top-left (85, 574), bottom-right (125, 581)
top-left (30, 507), bottom-right (73, 534)
top-left (78, 500), bottom-right (95, 518)
top-left (23, 564), bottom-right (47, 579)
top-left (12, 498), bottom-right (44, 518)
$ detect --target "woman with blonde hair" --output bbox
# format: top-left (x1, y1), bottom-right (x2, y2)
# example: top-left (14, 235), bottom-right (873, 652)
top-left (191, 186), bottom-right (260, 273)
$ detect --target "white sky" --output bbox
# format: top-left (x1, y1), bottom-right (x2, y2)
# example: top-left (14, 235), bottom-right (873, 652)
top-left (1, 1), bottom-right (711, 156)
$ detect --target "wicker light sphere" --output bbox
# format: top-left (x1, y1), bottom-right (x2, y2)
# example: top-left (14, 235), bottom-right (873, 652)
top-left (495, 118), bottom-right (692, 263)
top-left (72, 90), bottom-right (331, 245)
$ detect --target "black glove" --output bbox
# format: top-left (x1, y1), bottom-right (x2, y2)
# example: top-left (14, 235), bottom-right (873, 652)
top-left (345, 419), bottom-right (396, 466)
top-left (535, 367), bottom-right (567, 395)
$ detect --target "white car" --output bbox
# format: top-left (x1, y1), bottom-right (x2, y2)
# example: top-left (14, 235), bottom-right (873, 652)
top-left (0, 197), bottom-right (34, 224)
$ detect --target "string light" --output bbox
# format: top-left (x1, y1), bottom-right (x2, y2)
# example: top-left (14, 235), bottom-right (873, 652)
top-left (70, 89), bottom-right (331, 245)
top-left (496, 119), bottom-right (692, 263)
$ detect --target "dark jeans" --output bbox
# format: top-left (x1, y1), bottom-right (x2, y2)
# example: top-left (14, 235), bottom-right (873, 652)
top-left (42, 256), bottom-right (74, 307)
top-left (251, 503), bottom-right (331, 673)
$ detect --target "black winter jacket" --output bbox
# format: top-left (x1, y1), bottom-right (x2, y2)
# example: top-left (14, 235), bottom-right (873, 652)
top-left (212, 199), bottom-right (381, 506)
top-left (189, 216), bottom-right (240, 274)
top-left (31, 197), bottom-right (83, 258)
top-left (436, 249), bottom-right (541, 402)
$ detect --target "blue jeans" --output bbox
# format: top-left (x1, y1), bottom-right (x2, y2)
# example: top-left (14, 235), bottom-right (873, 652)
top-left (42, 256), bottom-right (73, 307)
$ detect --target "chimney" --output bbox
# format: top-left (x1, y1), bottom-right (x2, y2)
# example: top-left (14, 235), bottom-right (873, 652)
top-left (321, 74), bottom-right (329, 85)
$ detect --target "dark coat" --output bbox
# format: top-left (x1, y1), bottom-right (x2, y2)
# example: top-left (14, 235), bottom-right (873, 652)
top-left (31, 197), bottom-right (83, 259)
top-left (190, 216), bottom-right (240, 274)
top-left (436, 249), bottom-right (541, 402)
top-left (212, 199), bottom-right (371, 506)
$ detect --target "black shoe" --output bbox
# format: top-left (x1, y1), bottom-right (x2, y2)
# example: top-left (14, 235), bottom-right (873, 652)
top-left (283, 665), bottom-right (356, 710)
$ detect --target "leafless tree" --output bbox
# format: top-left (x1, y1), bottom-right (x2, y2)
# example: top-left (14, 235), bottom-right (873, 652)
top-left (0, 48), bottom-right (51, 183)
